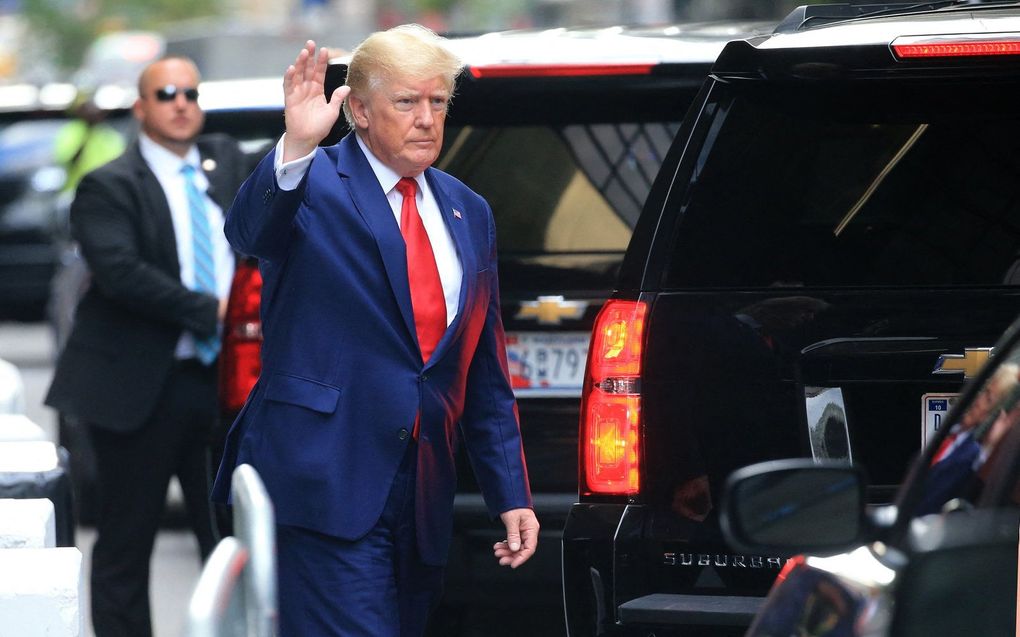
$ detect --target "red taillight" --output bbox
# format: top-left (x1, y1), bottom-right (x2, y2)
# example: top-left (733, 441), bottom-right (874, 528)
top-left (892, 34), bottom-right (1020, 59)
top-left (579, 299), bottom-right (647, 496)
top-left (466, 63), bottom-right (655, 79)
top-left (219, 260), bottom-right (263, 415)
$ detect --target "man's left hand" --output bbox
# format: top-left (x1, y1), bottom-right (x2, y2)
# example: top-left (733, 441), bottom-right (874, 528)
top-left (493, 508), bottom-right (539, 569)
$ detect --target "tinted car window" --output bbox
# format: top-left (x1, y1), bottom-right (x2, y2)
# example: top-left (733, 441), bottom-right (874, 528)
top-left (663, 81), bottom-right (1020, 288)
top-left (437, 121), bottom-right (679, 254)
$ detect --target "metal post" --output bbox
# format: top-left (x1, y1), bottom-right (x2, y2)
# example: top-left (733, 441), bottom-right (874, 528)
top-left (231, 463), bottom-right (277, 637)
top-left (185, 536), bottom-right (249, 637)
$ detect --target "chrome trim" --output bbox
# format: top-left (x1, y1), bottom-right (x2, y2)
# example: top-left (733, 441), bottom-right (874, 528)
top-left (804, 386), bottom-right (852, 463)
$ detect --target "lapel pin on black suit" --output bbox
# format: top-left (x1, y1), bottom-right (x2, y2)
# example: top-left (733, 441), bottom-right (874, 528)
top-left (200, 159), bottom-right (219, 201)
top-left (453, 209), bottom-right (462, 219)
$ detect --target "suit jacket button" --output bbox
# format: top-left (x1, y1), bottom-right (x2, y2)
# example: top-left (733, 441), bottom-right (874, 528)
top-left (398, 428), bottom-right (409, 440)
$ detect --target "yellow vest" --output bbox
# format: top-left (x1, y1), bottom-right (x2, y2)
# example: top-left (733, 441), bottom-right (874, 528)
top-left (54, 120), bottom-right (126, 193)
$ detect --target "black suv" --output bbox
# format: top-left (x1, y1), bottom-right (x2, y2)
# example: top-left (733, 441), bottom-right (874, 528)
top-left (216, 23), bottom-right (770, 634)
top-left (562, 3), bottom-right (1020, 636)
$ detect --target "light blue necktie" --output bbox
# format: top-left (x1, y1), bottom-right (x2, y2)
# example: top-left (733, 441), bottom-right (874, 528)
top-left (181, 163), bottom-right (219, 365)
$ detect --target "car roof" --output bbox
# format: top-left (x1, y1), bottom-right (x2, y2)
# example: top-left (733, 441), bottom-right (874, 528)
top-left (325, 21), bottom-right (774, 69)
top-left (440, 22), bottom-right (773, 66)
top-left (713, 4), bottom-right (1020, 79)
top-left (758, 4), bottom-right (1020, 50)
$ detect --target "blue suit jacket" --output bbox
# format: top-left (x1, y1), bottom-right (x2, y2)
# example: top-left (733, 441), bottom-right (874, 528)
top-left (212, 133), bottom-right (532, 564)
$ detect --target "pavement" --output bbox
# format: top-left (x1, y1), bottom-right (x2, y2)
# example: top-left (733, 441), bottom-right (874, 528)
top-left (76, 526), bottom-right (203, 637)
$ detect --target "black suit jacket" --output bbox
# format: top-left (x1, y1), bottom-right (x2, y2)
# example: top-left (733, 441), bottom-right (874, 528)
top-left (46, 134), bottom-right (248, 432)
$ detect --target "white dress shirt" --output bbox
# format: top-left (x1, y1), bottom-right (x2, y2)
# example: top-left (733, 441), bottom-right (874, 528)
top-left (273, 134), bottom-right (463, 325)
top-left (138, 133), bottom-right (235, 359)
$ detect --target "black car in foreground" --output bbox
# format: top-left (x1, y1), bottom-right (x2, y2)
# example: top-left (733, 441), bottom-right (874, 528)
top-left (724, 309), bottom-right (1020, 637)
top-left (562, 3), bottom-right (1020, 636)
top-left (215, 22), bottom-right (771, 634)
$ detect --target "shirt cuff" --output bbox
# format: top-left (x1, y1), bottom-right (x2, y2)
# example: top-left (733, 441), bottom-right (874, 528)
top-left (273, 134), bottom-right (315, 191)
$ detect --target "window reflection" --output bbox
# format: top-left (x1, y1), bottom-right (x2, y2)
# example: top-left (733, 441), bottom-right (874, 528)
top-left (665, 82), bottom-right (1020, 288)
top-left (919, 350), bottom-right (1020, 515)
top-left (437, 122), bottom-right (679, 254)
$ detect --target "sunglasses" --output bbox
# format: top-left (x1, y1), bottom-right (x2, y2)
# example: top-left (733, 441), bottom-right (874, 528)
top-left (153, 85), bottom-right (199, 103)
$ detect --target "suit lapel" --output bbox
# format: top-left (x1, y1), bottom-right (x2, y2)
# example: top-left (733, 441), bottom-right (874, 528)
top-left (130, 145), bottom-right (180, 275)
top-left (335, 135), bottom-right (418, 349)
top-left (423, 168), bottom-right (474, 369)
top-left (196, 138), bottom-right (233, 211)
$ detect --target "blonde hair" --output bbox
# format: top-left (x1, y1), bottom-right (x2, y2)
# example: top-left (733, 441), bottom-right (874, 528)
top-left (342, 24), bottom-right (462, 128)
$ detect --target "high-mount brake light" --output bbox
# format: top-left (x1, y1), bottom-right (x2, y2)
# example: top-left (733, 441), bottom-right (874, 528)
top-left (219, 260), bottom-right (263, 414)
top-left (892, 34), bottom-right (1020, 59)
top-left (579, 299), bottom-right (647, 496)
top-left (466, 63), bottom-right (655, 79)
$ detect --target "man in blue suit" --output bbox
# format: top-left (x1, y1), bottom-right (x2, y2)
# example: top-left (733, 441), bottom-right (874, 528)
top-left (212, 25), bottom-right (539, 637)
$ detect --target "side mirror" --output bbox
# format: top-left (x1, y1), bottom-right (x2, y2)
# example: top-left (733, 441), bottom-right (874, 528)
top-left (721, 459), bottom-right (868, 556)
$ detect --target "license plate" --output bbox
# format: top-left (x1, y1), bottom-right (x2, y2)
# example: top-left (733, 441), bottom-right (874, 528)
top-left (505, 331), bottom-right (589, 397)
top-left (922, 393), bottom-right (958, 448)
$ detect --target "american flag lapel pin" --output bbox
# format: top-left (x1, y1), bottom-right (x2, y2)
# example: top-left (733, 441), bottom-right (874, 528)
top-left (453, 209), bottom-right (462, 219)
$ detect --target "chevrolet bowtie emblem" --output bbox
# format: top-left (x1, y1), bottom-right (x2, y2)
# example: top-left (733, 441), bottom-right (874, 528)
top-left (933, 348), bottom-right (993, 379)
top-left (515, 296), bottom-right (588, 325)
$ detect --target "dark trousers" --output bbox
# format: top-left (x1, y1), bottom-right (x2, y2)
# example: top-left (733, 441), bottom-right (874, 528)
top-left (276, 443), bottom-right (445, 637)
top-left (89, 359), bottom-right (219, 637)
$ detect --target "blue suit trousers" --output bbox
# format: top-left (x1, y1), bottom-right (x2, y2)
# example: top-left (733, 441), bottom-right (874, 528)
top-left (276, 443), bottom-right (445, 637)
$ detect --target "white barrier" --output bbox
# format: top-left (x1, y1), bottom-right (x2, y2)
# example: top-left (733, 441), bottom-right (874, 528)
top-left (0, 357), bottom-right (26, 415)
top-left (0, 547), bottom-right (83, 636)
top-left (0, 440), bottom-right (75, 546)
top-left (0, 440), bottom-right (59, 473)
top-left (0, 498), bottom-right (55, 548)
top-left (0, 414), bottom-right (48, 442)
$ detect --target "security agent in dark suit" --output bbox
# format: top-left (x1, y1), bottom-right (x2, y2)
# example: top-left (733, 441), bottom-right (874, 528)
top-left (45, 56), bottom-right (248, 637)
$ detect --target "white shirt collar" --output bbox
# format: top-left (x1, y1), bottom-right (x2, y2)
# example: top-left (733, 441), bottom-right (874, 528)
top-left (354, 133), bottom-right (425, 196)
top-left (137, 132), bottom-right (201, 177)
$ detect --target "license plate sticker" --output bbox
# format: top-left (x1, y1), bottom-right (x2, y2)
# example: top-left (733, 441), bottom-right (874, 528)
top-left (505, 331), bottom-right (590, 395)
top-left (922, 393), bottom-right (958, 448)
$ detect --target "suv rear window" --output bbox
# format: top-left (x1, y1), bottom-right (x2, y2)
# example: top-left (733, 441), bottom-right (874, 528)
top-left (663, 79), bottom-right (1020, 289)
top-left (438, 121), bottom-right (679, 254)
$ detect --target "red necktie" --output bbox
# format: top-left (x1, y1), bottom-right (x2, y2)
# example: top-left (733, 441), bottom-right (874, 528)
top-left (396, 177), bottom-right (447, 363)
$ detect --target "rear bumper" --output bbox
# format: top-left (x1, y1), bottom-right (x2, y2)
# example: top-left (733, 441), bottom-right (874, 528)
top-left (563, 503), bottom-right (766, 636)
top-left (618, 593), bottom-right (763, 626)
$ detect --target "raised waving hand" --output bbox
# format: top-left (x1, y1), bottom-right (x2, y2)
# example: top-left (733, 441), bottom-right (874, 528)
top-left (282, 40), bottom-right (351, 162)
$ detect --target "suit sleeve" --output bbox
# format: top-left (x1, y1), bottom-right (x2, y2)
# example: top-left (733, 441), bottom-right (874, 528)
top-left (71, 173), bottom-right (218, 337)
top-left (460, 202), bottom-right (534, 518)
top-left (223, 147), bottom-right (307, 263)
